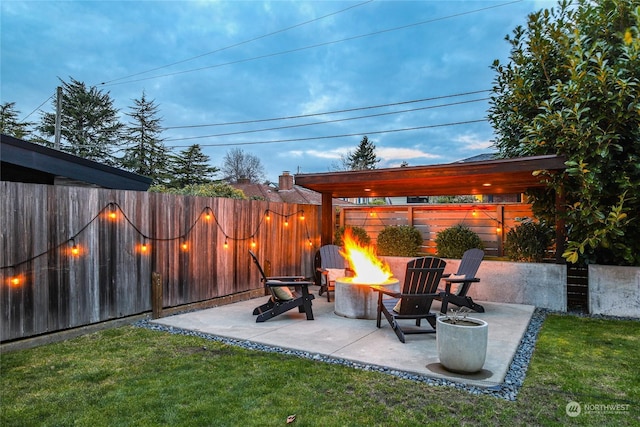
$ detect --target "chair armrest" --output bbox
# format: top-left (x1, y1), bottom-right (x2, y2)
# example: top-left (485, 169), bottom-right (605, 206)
top-left (444, 277), bottom-right (480, 283)
top-left (266, 275), bottom-right (308, 282)
top-left (370, 285), bottom-right (401, 298)
top-left (266, 280), bottom-right (314, 287)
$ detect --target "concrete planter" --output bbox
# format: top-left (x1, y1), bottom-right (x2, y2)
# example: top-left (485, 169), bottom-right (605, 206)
top-left (436, 316), bottom-right (488, 374)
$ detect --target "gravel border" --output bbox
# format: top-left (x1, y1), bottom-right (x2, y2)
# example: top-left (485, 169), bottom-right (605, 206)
top-left (134, 308), bottom-right (553, 401)
top-left (134, 309), bottom-right (638, 401)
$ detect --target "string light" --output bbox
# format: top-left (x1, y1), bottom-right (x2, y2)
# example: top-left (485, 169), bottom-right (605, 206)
top-left (9, 275), bottom-right (21, 287)
top-left (70, 239), bottom-right (79, 256)
top-left (1, 203), bottom-right (318, 271)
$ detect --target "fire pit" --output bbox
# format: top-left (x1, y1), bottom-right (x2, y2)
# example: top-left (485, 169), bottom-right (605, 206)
top-left (335, 277), bottom-right (400, 319)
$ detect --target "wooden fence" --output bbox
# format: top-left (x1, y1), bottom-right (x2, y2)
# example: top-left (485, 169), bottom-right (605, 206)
top-left (1, 182), bottom-right (321, 342)
top-left (339, 203), bottom-right (533, 257)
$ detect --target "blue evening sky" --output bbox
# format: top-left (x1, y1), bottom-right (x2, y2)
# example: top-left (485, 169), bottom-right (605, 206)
top-left (1, 0), bottom-right (552, 183)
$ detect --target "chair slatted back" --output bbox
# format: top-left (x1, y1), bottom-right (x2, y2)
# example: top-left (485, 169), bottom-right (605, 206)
top-left (314, 245), bottom-right (348, 285)
top-left (399, 257), bottom-right (446, 315)
top-left (456, 248), bottom-right (484, 278)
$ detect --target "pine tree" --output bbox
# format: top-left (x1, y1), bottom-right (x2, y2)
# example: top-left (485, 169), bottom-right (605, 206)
top-left (347, 136), bottom-right (379, 170)
top-left (0, 102), bottom-right (32, 139)
top-left (168, 144), bottom-right (219, 188)
top-left (120, 92), bottom-right (169, 184)
top-left (38, 78), bottom-right (123, 165)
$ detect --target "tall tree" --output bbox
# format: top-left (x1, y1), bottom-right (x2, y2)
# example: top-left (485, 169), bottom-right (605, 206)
top-left (347, 136), bottom-right (379, 170)
top-left (221, 147), bottom-right (266, 183)
top-left (0, 102), bottom-right (32, 139)
top-left (120, 92), bottom-right (169, 184)
top-left (38, 78), bottom-right (123, 165)
top-left (168, 144), bottom-right (218, 188)
top-left (488, 0), bottom-right (640, 265)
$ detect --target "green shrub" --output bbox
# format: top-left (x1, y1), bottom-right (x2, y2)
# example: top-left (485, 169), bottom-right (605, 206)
top-left (376, 225), bottom-right (423, 256)
top-left (334, 226), bottom-right (371, 246)
top-left (504, 219), bottom-right (553, 262)
top-left (435, 224), bottom-right (483, 258)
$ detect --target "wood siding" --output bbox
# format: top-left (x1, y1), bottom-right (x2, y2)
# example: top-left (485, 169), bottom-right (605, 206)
top-left (339, 203), bottom-right (533, 257)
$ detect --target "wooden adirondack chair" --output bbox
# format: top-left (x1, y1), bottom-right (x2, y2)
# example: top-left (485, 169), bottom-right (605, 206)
top-left (249, 250), bottom-right (315, 322)
top-left (314, 244), bottom-right (351, 302)
top-left (438, 248), bottom-right (485, 314)
top-left (371, 257), bottom-right (446, 343)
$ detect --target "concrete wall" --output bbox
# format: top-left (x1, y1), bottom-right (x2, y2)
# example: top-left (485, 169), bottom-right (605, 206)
top-left (589, 265), bottom-right (640, 318)
top-left (381, 256), bottom-right (566, 311)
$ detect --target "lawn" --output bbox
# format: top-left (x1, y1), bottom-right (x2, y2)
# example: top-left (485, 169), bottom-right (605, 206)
top-left (1, 314), bottom-right (638, 426)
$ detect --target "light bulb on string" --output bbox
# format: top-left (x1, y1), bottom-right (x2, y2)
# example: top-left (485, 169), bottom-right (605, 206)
top-left (181, 240), bottom-right (188, 251)
top-left (251, 238), bottom-right (256, 248)
top-left (141, 238), bottom-right (148, 253)
top-left (70, 239), bottom-right (79, 256)
top-left (108, 204), bottom-right (117, 220)
top-left (265, 210), bottom-right (271, 221)
top-left (299, 211), bottom-right (305, 221)
top-left (284, 218), bottom-right (289, 227)
top-left (224, 236), bottom-right (229, 249)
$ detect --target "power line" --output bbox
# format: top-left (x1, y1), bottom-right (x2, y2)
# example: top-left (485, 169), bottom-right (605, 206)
top-left (101, 1), bottom-right (523, 87)
top-left (98, 0), bottom-right (374, 86)
top-left (20, 93), bottom-right (54, 122)
top-left (164, 97), bottom-right (490, 142)
top-left (163, 90), bottom-right (491, 130)
top-left (166, 119), bottom-right (487, 148)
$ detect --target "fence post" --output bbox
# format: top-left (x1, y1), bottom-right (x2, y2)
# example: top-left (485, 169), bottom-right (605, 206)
top-left (152, 272), bottom-right (163, 319)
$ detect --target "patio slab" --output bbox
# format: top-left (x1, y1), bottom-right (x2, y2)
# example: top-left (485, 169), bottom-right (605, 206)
top-left (151, 294), bottom-right (535, 388)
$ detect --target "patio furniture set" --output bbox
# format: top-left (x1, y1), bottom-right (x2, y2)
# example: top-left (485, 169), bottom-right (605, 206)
top-left (249, 247), bottom-right (485, 344)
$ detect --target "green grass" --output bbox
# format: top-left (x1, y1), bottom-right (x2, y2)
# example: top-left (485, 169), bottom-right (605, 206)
top-left (1, 314), bottom-right (638, 426)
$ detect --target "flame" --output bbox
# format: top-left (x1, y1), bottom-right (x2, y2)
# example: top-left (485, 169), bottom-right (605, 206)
top-left (340, 228), bottom-right (392, 284)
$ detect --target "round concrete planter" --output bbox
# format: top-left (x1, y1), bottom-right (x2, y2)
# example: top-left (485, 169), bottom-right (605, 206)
top-left (436, 316), bottom-right (488, 374)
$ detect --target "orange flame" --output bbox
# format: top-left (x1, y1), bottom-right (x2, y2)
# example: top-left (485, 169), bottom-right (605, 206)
top-left (340, 229), bottom-right (392, 284)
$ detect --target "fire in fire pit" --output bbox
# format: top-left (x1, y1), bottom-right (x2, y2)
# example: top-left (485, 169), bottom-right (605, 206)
top-left (334, 229), bottom-right (399, 319)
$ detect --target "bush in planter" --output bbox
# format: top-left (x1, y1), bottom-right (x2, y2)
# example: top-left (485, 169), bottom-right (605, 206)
top-left (334, 226), bottom-right (371, 246)
top-left (504, 219), bottom-right (553, 262)
top-left (376, 225), bottom-right (423, 256)
top-left (435, 224), bottom-right (483, 258)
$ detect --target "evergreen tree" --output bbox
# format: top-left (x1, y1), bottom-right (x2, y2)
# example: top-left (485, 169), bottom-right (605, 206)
top-left (347, 136), bottom-right (379, 170)
top-left (488, 0), bottom-right (640, 265)
top-left (38, 78), bottom-right (124, 165)
top-left (0, 102), bottom-right (32, 139)
top-left (220, 147), bottom-right (266, 183)
top-left (168, 144), bottom-right (219, 188)
top-left (120, 92), bottom-right (169, 184)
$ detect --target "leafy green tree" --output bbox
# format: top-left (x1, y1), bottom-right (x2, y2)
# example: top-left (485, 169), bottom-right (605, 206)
top-left (120, 92), bottom-right (170, 184)
top-left (168, 144), bottom-right (219, 188)
top-left (149, 182), bottom-right (246, 199)
top-left (347, 136), bottom-right (379, 170)
top-left (0, 102), bottom-right (32, 139)
top-left (220, 148), bottom-right (266, 183)
top-left (38, 78), bottom-right (124, 165)
top-left (488, 0), bottom-right (640, 265)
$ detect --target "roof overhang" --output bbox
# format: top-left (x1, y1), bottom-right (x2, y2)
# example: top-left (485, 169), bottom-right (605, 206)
top-left (294, 155), bottom-right (566, 198)
top-left (1, 134), bottom-right (152, 191)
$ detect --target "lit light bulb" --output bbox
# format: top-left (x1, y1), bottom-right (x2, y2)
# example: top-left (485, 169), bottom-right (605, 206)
top-left (205, 213), bottom-right (211, 221)
top-left (10, 276), bottom-right (20, 286)
top-left (251, 240), bottom-right (256, 248)
top-left (284, 220), bottom-right (289, 227)
top-left (141, 242), bottom-right (148, 253)
top-left (181, 242), bottom-right (188, 251)
top-left (224, 239), bottom-right (229, 249)
top-left (71, 244), bottom-right (79, 256)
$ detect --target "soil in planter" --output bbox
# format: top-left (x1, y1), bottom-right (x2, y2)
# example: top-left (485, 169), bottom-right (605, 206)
top-left (441, 319), bottom-right (482, 327)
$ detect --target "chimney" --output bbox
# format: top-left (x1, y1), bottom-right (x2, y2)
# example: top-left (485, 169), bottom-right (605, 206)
top-left (279, 171), bottom-right (294, 190)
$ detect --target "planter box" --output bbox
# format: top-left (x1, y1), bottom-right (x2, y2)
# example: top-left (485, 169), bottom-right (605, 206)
top-left (589, 265), bottom-right (640, 318)
top-left (381, 256), bottom-right (566, 311)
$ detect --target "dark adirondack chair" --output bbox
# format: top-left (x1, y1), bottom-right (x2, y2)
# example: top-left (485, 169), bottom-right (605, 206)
top-left (371, 257), bottom-right (446, 343)
top-left (249, 250), bottom-right (315, 323)
top-left (438, 248), bottom-right (485, 314)
top-left (314, 244), bottom-right (351, 302)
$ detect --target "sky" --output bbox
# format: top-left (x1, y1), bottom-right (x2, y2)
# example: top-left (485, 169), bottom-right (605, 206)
top-left (1, 0), bottom-right (552, 183)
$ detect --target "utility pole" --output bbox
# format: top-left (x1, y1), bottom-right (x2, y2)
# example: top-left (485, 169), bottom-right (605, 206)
top-left (54, 86), bottom-right (62, 150)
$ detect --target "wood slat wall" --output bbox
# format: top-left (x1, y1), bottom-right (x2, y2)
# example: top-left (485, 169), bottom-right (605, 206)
top-left (339, 203), bottom-right (533, 257)
top-left (1, 182), bottom-right (320, 341)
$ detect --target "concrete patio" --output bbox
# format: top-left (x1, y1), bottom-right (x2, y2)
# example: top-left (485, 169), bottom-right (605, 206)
top-left (152, 292), bottom-right (535, 389)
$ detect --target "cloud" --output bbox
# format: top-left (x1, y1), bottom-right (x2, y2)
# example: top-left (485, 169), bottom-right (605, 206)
top-left (453, 133), bottom-right (493, 151)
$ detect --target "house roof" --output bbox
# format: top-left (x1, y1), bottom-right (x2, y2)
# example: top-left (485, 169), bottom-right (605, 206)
top-left (294, 155), bottom-right (566, 198)
top-left (231, 182), bottom-right (352, 206)
top-left (1, 134), bottom-right (152, 191)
